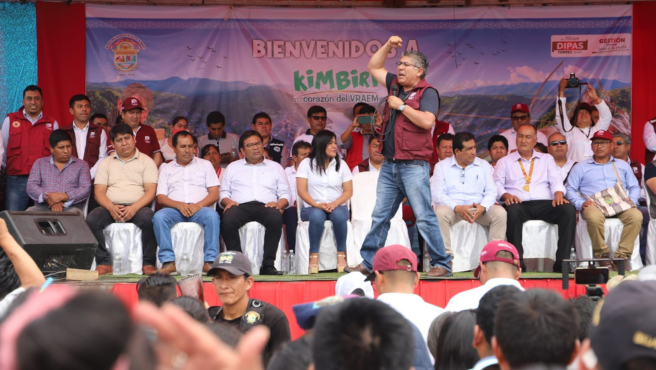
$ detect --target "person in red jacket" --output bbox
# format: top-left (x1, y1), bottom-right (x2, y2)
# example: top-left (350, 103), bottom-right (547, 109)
top-left (340, 104), bottom-right (379, 170)
top-left (1, 85), bottom-right (58, 211)
top-left (345, 36), bottom-right (451, 277)
top-left (108, 97), bottom-right (163, 168)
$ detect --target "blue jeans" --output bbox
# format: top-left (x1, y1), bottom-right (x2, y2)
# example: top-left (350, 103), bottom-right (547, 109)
top-left (6, 175), bottom-right (30, 211)
top-left (301, 205), bottom-right (349, 253)
top-left (360, 160), bottom-right (451, 271)
top-left (153, 207), bottom-right (220, 263)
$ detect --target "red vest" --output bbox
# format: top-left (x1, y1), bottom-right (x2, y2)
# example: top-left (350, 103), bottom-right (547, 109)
top-left (356, 158), bottom-right (370, 173)
top-left (346, 131), bottom-right (366, 170)
top-left (108, 124), bottom-right (161, 159)
top-left (381, 78), bottom-right (436, 161)
top-left (630, 159), bottom-right (643, 184)
top-left (647, 120), bottom-right (656, 163)
top-left (429, 120), bottom-right (453, 171)
top-left (60, 122), bottom-right (103, 168)
top-left (6, 110), bottom-right (56, 176)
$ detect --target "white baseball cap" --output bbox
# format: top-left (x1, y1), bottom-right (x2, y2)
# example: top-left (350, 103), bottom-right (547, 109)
top-left (335, 272), bottom-right (374, 299)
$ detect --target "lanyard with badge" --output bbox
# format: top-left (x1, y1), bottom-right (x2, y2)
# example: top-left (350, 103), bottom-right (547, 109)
top-left (518, 158), bottom-right (535, 192)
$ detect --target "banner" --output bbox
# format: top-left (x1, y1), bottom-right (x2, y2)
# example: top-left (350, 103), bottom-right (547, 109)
top-left (86, 5), bottom-right (632, 155)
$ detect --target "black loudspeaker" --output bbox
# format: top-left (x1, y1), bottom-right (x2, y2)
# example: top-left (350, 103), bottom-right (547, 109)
top-left (0, 211), bottom-right (98, 274)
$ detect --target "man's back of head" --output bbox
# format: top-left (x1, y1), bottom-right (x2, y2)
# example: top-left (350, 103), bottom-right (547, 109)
top-left (313, 298), bottom-right (414, 370)
top-left (493, 289), bottom-right (579, 369)
top-left (368, 244), bottom-right (419, 294)
top-left (137, 272), bottom-right (178, 307)
top-left (477, 285), bottom-right (522, 348)
top-left (474, 241), bottom-right (522, 284)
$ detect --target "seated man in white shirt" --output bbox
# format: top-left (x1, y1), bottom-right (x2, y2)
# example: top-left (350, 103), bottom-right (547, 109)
top-left (547, 133), bottom-right (576, 183)
top-left (153, 131), bottom-right (221, 275)
top-left (494, 123), bottom-right (576, 272)
top-left (500, 103), bottom-right (548, 152)
top-left (282, 141), bottom-right (311, 253)
top-left (367, 244), bottom-right (445, 363)
top-left (445, 241), bottom-right (524, 312)
top-left (352, 136), bottom-right (384, 175)
top-left (220, 130), bottom-right (291, 275)
top-left (431, 132), bottom-right (506, 260)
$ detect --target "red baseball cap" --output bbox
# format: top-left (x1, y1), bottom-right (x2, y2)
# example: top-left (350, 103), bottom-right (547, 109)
top-left (122, 96), bottom-right (144, 112)
top-left (511, 103), bottom-right (529, 114)
top-left (592, 130), bottom-right (613, 141)
top-left (365, 244), bottom-right (417, 281)
top-left (473, 240), bottom-right (521, 279)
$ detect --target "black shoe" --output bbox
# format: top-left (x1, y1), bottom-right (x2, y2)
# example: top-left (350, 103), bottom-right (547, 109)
top-left (520, 260), bottom-right (527, 272)
top-left (260, 266), bottom-right (283, 275)
top-left (553, 260), bottom-right (562, 273)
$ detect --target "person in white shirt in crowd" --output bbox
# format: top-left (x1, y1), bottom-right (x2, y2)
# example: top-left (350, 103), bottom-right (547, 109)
top-left (555, 78), bottom-right (611, 163)
top-left (153, 131), bottom-right (220, 275)
top-left (296, 130), bottom-right (353, 274)
top-left (445, 241), bottom-right (524, 312)
top-left (352, 136), bottom-right (384, 175)
top-left (158, 116), bottom-right (188, 163)
top-left (293, 106), bottom-right (327, 146)
top-left (432, 132), bottom-right (506, 261)
top-left (282, 141), bottom-right (311, 253)
top-left (612, 131), bottom-right (649, 265)
top-left (547, 133), bottom-right (576, 183)
top-left (334, 271), bottom-right (374, 298)
top-left (487, 135), bottom-right (508, 169)
top-left (367, 244), bottom-right (445, 364)
top-left (494, 123), bottom-right (576, 272)
top-left (435, 133), bottom-right (454, 162)
top-left (219, 130), bottom-right (291, 276)
top-left (500, 103), bottom-right (548, 152)
top-left (565, 130), bottom-right (642, 271)
top-left (198, 111), bottom-right (240, 168)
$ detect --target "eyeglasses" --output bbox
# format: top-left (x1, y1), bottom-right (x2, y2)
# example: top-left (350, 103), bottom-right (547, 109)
top-left (396, 61), bottom-right (419, 68)
top-left (511, 115), bottom-right (529, 121)
top-left (591, 141), bottom-right (611, 147)
top-left (245, 142), bottom-right (262, 148)
top-left (311, 116), bottom-right (327, 121)
top-left (615, 141), bottom-right (625, 146)
top-left (550, 140), bottom-right (567, 146)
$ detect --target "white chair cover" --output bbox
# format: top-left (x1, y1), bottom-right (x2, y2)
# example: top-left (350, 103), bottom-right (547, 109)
top-left (103, 223), bottom-right (144, 275)
top-left (643, 184), bottom-right (656, 265)
top-left (575, 217), bottom-right (643, 270)
top-left (522, 220), bottom-right (559, 259)
top-left (239, 221), bottom-right (283, 275)
top-left (349, 171), bottom-right (411, 267)
top-left (163, 222), bottom-right (205, 274)
top-left (450, 220), bottom-right (489, 272)
top-left (295, 194), bottom-right (354, 275)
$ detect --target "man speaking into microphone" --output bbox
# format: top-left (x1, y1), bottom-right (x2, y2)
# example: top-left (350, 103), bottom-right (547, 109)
top-left (345, 36), bottom-right (452, 277)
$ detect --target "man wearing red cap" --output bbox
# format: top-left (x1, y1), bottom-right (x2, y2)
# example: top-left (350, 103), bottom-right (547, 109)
top-left (108, 97), bottom-right (163, 168)
top-left (368, 244), bottom-right (445, 363)
top-left (500, 103), bottom-right (547, 153)
top-left (566, 130), bottom-right (642, 270)
top-left (555, 79), bottom-right (611, 163)
top-left (445, 241), bottom-right (524, 312)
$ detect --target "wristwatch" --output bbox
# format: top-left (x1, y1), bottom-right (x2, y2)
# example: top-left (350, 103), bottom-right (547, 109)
top-left (399, 104), bottom-right (406, 112)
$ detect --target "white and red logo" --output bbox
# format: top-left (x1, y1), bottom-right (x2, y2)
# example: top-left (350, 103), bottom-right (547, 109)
top-left (90, 132), bottom-right (96, 139)
top-left (144, 136), bottom-right (151, 144)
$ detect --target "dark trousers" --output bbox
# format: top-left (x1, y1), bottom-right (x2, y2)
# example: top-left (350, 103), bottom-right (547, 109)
top-left (87, 206), bottom-right (157, 266)
top-left (220, 201), bottom-right (283, 267)
top-left (505, 200), bottom-right (576, 263)
top-left (282, 206), bottom-right (297, 252)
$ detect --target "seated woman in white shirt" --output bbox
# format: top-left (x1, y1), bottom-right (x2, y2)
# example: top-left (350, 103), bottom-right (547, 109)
top-left (159, 116), bottom-right (189, 162)
top-left (296, 130), bottom-right (353, 274)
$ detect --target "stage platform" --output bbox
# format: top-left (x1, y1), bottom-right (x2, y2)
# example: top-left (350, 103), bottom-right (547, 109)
top-left (70, 271), bottom-right (603, 339)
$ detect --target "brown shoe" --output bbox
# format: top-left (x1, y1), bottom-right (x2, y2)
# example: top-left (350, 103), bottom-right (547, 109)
top-left (159, 262), bottom-right (177, 275)
top-left (597, 253), bottom-right (614, 271)
top-left (426, 266), bottom-right (452, 278)
top-left (344, 264), bottom-right (371, 274)
top-left (95, 265), bottom-right (113, 276)
top-left (142, 265), bottom-right (157, 276)
top-left (613, 257), bottom-right (629, 272)
top-left (203, 262), bottom-right (213, 274)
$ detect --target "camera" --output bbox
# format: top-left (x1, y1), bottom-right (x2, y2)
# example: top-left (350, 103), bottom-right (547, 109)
top-left (566, 72), bottom-right (581, 89)
top-left (357, 115), bottom-right (376, 125)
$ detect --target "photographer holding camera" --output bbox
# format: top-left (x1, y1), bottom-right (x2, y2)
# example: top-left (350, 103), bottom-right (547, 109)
top-left (555, 74), bottom-right (611, 163)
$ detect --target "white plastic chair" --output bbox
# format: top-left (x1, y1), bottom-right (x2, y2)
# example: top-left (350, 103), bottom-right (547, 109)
top-left (521, 220), bottom-right (559, 260)
top-left (295, 194), bottom-right (354, 275)
top-left (644, 183), bottom-right (656, 265)
top-left (349, 171), bottom-right (411, 267)
top-left (238, 222), bottom-right (283, 275)
top-left (575, 217), bottom-right (643, 270)
top-left (448, 220), bottom-right (489, 272)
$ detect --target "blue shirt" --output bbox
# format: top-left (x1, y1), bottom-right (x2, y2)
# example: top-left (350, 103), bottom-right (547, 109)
top-left (431, 156), bottom-right (497, 211)
top-left (565, 156), bottom-right (640, 210)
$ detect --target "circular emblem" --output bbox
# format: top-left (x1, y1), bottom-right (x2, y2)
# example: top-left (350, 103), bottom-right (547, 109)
top-left (144, 136), bottom-right (151, 143)
top-left (244, 311), bottom-right (262, 325)
top-left (11, 121), bottom-right (19, 128)
top-left (273, 146), bottom-right (281, 152)
top-left (46, 123), bottom-right (53, 130)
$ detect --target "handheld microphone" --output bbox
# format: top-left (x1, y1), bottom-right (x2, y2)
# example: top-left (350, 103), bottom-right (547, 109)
top-left (390, 84), bottom-right (399, 110)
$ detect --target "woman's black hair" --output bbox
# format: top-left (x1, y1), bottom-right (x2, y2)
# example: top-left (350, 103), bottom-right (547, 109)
top-left (308, 130), bottom-right (339, 176)
top-left (434, 309), bottom-right (479, 370)
top-left (200, 144), bottom-right (219, 159)
top-left (171, 116), bottom-right (188, 127)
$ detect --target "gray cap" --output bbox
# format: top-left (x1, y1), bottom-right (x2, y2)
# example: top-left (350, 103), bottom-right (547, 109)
top-left (207, 251), bottom-right (252, 277)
